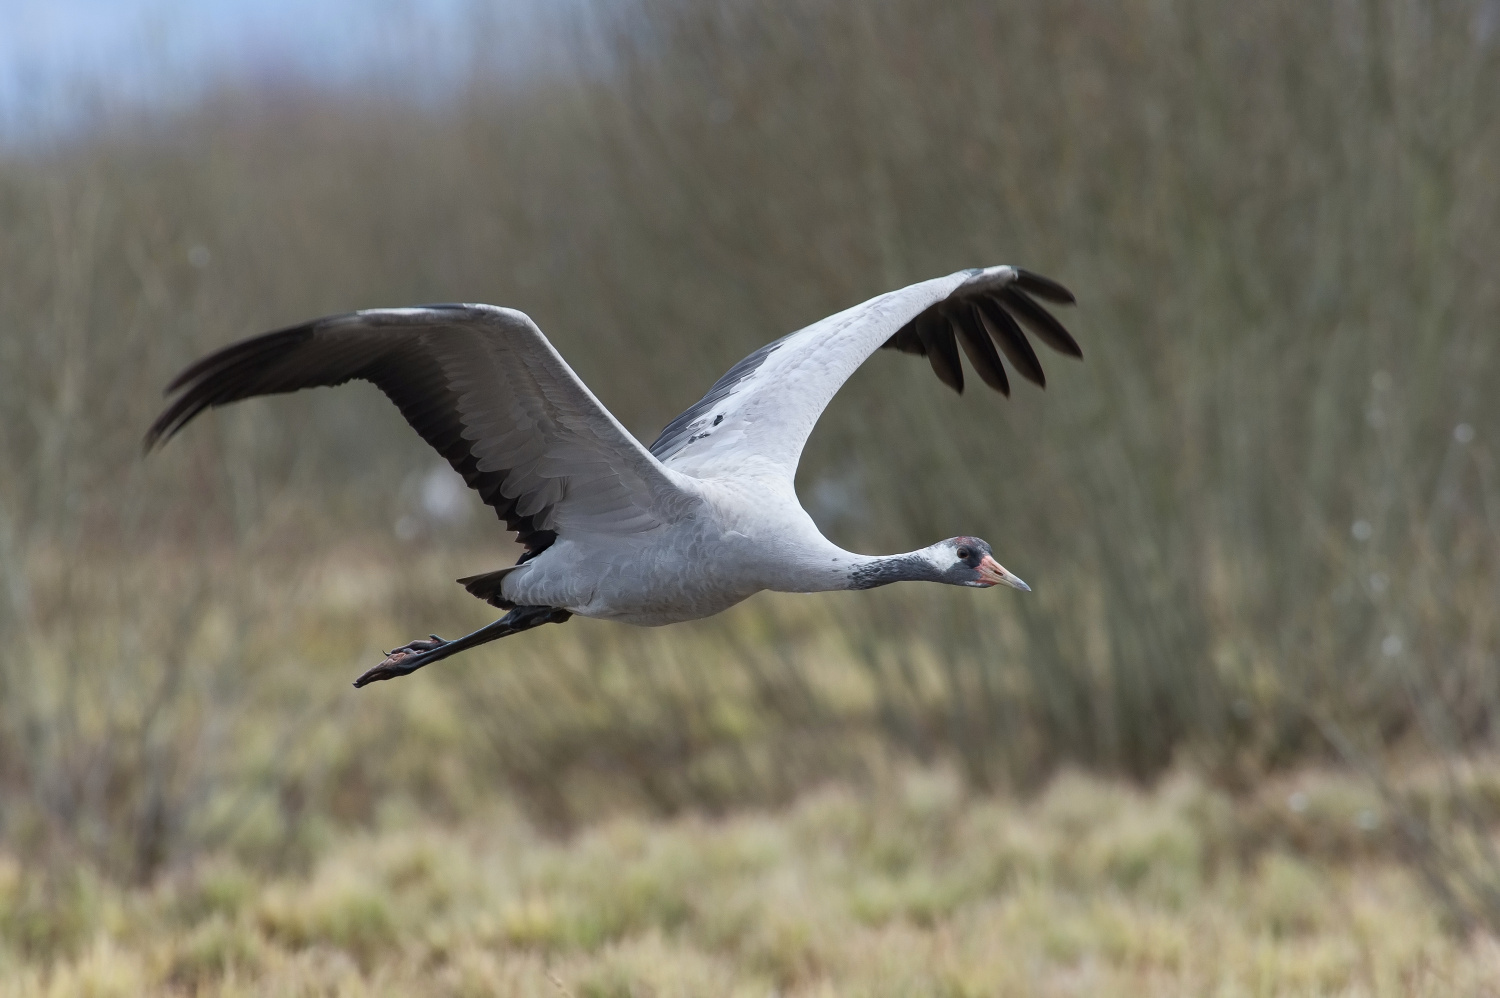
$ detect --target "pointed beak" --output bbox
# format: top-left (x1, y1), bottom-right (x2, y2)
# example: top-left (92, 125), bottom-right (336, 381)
top-left (977, 554), bottom-right (1030, 591)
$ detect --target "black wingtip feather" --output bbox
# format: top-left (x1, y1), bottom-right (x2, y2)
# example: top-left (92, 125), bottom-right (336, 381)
top-left (165, 325), bottom-right (315, 393)
top-left (147, 325), bottom-right (326, 452)
top-left (976, 298), bottom-right (1047, 388)
top-left (947, 303), bottom-right (1011, 396)
top-left (876, 266), bottom-right (1081, 399)
top-left (998, 287), bottom-right (1083, 359)
top-left (1013, 268), bottom-right (1077, 305)
top-left (916, 313), bottom-right (964, 393)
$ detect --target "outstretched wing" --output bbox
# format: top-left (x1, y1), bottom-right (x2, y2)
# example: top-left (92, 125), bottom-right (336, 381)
top-left (148, 305), bottom-right (702, 556)
top-left (649, 266), bottom-right (1079, 481)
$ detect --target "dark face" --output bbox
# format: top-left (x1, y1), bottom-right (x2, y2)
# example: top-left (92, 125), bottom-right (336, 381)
top-left (945, 536), bottom-right (1030, 591)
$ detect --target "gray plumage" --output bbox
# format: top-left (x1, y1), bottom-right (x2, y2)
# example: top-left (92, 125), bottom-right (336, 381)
top-left (148, 266), bottom-right (1077, 685)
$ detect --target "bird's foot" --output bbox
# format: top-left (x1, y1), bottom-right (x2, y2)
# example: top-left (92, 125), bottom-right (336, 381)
top-left (353, 635), bottom-right (446, 688)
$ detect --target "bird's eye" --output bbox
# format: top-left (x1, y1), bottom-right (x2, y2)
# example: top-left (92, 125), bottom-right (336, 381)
top-left (956, 547), bottom-right (970, 560)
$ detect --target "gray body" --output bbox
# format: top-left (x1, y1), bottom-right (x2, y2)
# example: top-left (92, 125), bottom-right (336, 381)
top-left (504, 475), bottom-right (869, 624)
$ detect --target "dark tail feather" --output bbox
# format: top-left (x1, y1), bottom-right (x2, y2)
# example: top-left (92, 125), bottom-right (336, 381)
top-left (457, 565), bottom-right (527, 608)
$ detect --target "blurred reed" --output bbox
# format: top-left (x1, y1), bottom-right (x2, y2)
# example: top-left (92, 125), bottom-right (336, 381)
top-left (0, 0), bottom-right (1495, 922)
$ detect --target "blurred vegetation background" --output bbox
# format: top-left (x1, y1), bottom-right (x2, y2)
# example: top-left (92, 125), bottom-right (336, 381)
top-left (1, 0), bottom-right (1499, 967)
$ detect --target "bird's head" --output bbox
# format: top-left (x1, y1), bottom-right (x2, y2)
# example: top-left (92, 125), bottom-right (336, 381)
top-left (934, 536), bottom-right (1030, 591)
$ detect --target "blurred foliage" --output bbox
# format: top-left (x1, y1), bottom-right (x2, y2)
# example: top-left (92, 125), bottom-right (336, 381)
top-left (0, 0), bottom-right (1497, 940)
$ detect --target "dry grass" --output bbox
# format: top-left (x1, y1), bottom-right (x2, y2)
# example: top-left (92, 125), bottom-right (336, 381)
top-left (3, 763), bottom-right (1499, 996)
top-left (3, 550), bottom-right (1500, 997)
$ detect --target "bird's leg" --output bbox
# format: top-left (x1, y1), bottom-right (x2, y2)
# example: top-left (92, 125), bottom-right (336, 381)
top-left (353, 605), bottom-right (571, 688)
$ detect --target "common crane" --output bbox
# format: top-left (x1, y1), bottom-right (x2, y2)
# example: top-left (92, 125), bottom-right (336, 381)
top-left (147, 266), bottom-right (1079, 687)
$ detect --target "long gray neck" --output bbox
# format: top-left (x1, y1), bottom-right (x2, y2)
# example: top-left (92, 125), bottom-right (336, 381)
top-left (764, 531), bottom-right (944, 595)
top-left (844, 551), bottom-right (944, 590)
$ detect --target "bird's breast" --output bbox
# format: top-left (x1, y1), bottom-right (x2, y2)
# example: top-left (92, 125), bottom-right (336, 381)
top-left (500, 479), bottom-right (832, 625)
top-left (497, 520), bottom-right (751, 626)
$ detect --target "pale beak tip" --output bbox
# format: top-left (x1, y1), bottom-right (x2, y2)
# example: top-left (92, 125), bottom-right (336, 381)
top-left (977, 554), bottom-right (1030, 591)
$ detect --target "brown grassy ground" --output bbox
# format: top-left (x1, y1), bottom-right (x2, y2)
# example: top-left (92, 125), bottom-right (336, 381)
top-left (3, 549), bottom-right (1499, 995)
top-left (4, 763), bottom-right (1499, 997)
